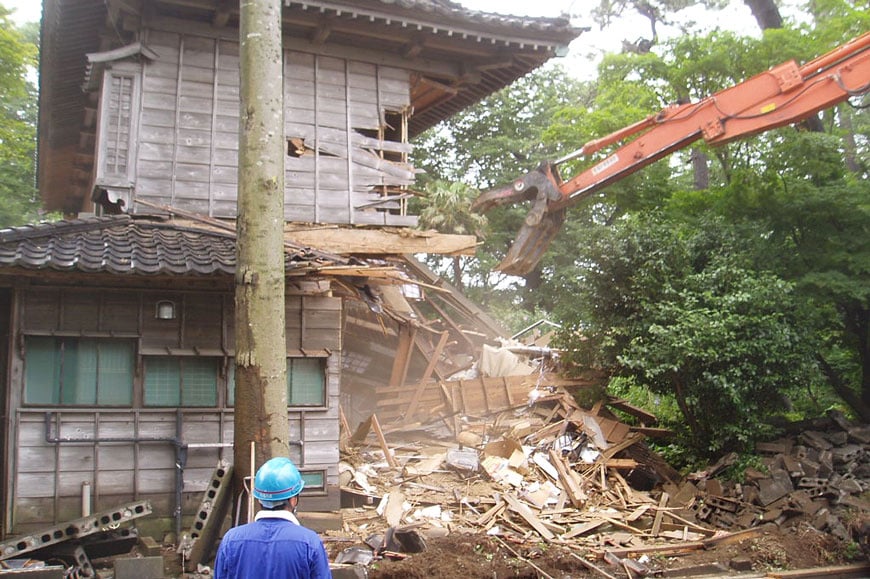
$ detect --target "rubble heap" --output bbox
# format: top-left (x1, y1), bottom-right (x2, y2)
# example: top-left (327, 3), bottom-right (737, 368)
top-left (336, 378), bottom-right (870, 576)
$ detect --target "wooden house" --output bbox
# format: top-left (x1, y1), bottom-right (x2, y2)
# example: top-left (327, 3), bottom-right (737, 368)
top-left (0, 0), bottom-right (580, 540)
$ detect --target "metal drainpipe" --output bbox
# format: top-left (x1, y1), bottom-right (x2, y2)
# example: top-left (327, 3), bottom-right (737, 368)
top-left (44, 413), bottom-right (305, 534)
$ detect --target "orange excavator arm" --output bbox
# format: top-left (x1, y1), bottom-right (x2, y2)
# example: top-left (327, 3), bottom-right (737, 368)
top-left (473, 32), bottom-right (870, 276)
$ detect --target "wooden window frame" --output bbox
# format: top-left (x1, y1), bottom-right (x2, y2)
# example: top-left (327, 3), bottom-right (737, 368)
top-left (22, 336), bottom-right (136, 407)
top-left (95, 62), bottom-right (142, 189)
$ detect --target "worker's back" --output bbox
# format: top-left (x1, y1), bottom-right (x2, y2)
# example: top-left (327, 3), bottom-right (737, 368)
top-left (214, 517), bottom-right (332, 579)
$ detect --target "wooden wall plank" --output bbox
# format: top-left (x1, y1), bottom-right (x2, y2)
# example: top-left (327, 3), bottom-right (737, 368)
top-left (136, 24), bottom-right (414, 225)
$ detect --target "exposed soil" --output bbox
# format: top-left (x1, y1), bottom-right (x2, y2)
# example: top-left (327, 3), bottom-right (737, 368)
top-left (328, 520), bottom-right (864, 579)
top-left (132, 508), bottom-right (866, 578)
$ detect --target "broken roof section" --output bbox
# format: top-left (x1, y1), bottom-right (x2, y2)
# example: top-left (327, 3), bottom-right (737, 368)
top-left (0, 215), bottom-right (340, 277)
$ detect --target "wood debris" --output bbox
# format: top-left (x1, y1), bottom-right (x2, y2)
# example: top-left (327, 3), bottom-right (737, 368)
top-left (339, 370), bottom-right (870, 575)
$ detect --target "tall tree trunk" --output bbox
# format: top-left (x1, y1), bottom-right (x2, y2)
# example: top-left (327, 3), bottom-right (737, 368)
top-left (743, 0), bottom-right (783, 29)
top-left (690, 148), bottom-right (709, 190)
top-left (452, 256), bottom-right (463, 290)
top-left (816, 353), bottom-right (870, 423)
top-left (234, 0), bottom-right (289, 522)
top-left (839, 112), bottom-right (862, 174)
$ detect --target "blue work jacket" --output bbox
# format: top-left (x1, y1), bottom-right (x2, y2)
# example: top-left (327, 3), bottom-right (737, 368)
top-left (214, 511), bottom-right (332, 578)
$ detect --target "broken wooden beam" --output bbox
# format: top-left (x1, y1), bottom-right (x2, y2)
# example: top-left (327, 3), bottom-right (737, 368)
top-left (548, 449), bottom-right (586, 508)
top-left (501, 493), bottom-right (556, 541)
top-left (371, 413), bottom-right (398, 468)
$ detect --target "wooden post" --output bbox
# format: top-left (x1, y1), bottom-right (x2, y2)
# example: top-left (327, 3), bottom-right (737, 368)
top-left (371, 414), bottom-right (398, 468)
top-left (403, 330), bottom-right (449, 424)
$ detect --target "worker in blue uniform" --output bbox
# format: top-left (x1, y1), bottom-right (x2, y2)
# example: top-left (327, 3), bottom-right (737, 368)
top-left (214, 457), bottom-right (332, 578)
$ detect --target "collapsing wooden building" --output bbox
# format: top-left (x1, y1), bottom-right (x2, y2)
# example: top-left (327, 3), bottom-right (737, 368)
top-left (0, 0), bottom-right (580, 540)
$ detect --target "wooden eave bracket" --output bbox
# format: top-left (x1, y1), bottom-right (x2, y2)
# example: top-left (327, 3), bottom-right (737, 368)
top-left (84, 41), bottom-right (159, 92)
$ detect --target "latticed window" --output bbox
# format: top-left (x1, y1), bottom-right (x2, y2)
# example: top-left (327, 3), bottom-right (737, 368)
top-left (97, 65), bottom-right (140, 188)
top-left (144, 357), bottom-right (218, 407)
top-left (24, 337), bottom-right (134, 405)
top-left (228, 358), bottom-right (326, 407)
top-left (104, 74), bottom-right (134, 177)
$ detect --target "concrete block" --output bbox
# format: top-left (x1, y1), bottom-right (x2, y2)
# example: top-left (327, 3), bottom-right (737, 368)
top-left (704, 479), bottom-right (723, 496)
top-left (833, 477), bottom-right (863, 495)
top-left (114, 556), bottom-right (164, 579)
top-left (742, 484), bottom-right (760, 506)
top-left (781, 454), bottom-right (804, 477)
top-left (832, 444), bottom-right (863, 465)
top-left (757, 479), bottom-right (790, 506)
top-left (730, 556), bottom-right (753, 571)
top-left (799, 457), bottom-right (820, 478)
top-left (826, 430), bottom-right (849, 446)
top-left (756, 441), bottom-right (790, 455)
top-left (818, 450), bottom-right (834, 478)
top-left (138, 535), bottom-right (162, 557)
top-left (800, 431), bottom-right (833, 450)
top-left (847, 425), bottom-right (870, 444)
top-left (705, 495), bottom-right (740, 513)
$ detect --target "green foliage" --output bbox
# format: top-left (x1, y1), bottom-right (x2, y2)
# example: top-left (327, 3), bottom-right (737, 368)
top-left (554, 214), bottom-right (821, 456)
top-left (0, 5), bottom-right (39, 226)
top-left (719, 453), bottom-right (768, 484)
top-left (410, 4), bottom-right (870, 459)
top-left (415, 180), bottom-right (487, 237)
top-left (413, 66), bottom-right (591, 189)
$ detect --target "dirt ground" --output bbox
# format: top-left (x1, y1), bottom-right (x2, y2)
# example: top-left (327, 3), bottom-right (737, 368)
top-left (134, 511), bottom-right (866, 578)
top-left (324, 520), bottom-right (864, 578)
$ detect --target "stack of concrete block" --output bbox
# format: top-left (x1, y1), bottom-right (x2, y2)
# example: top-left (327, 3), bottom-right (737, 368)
top-left (686, 412), bottom-right (870, 541)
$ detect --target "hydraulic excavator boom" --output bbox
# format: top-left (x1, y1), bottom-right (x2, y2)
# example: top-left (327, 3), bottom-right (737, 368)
top-left (472, 32), bottom-right (870, 276)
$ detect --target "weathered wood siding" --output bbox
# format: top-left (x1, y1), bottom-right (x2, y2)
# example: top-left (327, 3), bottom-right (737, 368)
top-left (5, 286), bottom-right (342, 535)
top-left (124, 19), bottom-right (416, 226)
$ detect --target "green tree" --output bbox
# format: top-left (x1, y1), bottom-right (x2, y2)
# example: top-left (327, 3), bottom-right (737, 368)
top-left (416, 180), bottom-right (487, 288)
top-left (553, 215), bottom-right (819, 456)
top-left (0, 5), bottom-right (39, 226)
top-left (412, 66), bottom-right (594, 321)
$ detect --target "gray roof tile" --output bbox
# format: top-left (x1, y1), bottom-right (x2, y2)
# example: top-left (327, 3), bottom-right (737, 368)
top-left (0, 216), bottom-right (322, 276)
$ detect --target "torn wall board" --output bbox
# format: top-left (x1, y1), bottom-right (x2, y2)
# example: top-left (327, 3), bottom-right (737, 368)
top-left (480, 344), bottom-right (534, 377)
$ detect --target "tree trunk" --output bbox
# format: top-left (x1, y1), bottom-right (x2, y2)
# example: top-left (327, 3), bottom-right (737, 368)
top-left (839, 112), bottom-right (862, 174)
top-left (233, 0), bottom-right (289, 522)
top-left (452, 256), bottom-right (463, 290)
top-left (690, 148), bottom-right (709, 190)
top-left (742, 0), bottom-right (783, 29)
top-left (816, 354), bottom-right (870, 423)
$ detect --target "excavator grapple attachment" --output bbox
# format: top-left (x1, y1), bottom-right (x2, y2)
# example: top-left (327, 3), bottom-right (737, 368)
top-left (473, 162), bottom-right (565, 274)
top-left (498, 207), bottom-right (566, 275)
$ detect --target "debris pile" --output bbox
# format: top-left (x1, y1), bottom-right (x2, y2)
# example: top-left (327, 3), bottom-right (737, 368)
top-left (336, 373), bottom-right (870, 576)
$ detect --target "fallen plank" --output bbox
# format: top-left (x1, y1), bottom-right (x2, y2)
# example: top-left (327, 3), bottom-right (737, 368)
top-left (549, 449), bottom-right (586, 508)
top-left (701, 523), bottom-right (776, 548)
top-left (475, 498), bottom-right (506, 527)
top-left (569, 552), bottom-right (619, 579)
top-left (598, 541), bottom-right (706, 559)
top-left (371, 413), bottom-right (398, 468)
top-left (502, 493), bottom-right (556, 541)
top-left (562, 519), bottom-right (605, 539)
top-left (651, 492), bottom-right (669, 537)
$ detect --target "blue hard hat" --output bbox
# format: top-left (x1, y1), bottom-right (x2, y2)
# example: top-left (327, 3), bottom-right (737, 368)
top-left (253, 457), bottom-right (305, 504)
